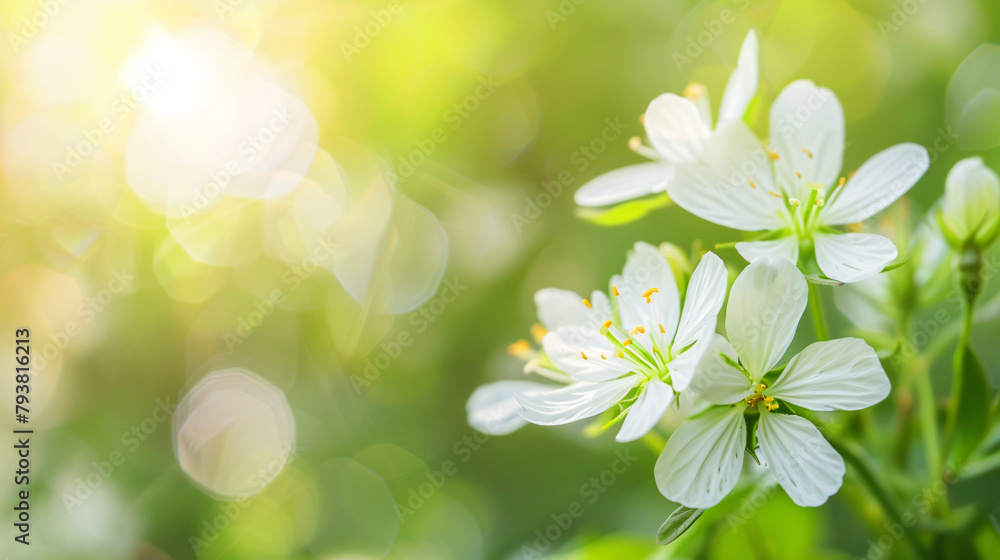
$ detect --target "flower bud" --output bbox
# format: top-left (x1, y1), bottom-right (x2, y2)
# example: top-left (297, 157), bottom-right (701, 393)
top-left (942, 157), bottom-right (1000, 248)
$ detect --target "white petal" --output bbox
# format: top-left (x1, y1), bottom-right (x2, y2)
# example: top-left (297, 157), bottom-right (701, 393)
top-left (718, 30), bottom-right (759, 124)
top-left (942, 156), bottom-right (1000, 241)
top-left (669, 121), bottom-right (785, 231)
top-left (767, 338), bottom-right (890, 411)
top-left (534, 288), bottom-right (592, 331)
top-left (666, 323), bottom-right (717, 392)
top-left (574, 163), bottom-right (672, 207)
top-left (644, 94), bottom-right (711, 162)
top-left (616, 377), bottom-right (675, 442)
top-left (687, 335), bottom-right (754, 405)
top-left (542, 327), bottom-right (634, 382)
top-left (821, 143), bottom-right (930, 225)
top-left (515, 376), bottom-right (638, 426)
top-left (814, 232), bottom-right (897, 284)
top-left (757, 413), bottom-right (845, 507)
top-left (466, 381), bottom-right (558, 435)
top-left (725, 258), bottom-right (808, 380)
top-left (769, 80), bottom-right (844, 194)
top-left (655, 406), bottom-right (746, 509)
top-left (616, 242), bottom-right (681, 350)
top-left (735, 236), bottom-right (800, 265)
top-left (674, 252), bottom-right (727, 350)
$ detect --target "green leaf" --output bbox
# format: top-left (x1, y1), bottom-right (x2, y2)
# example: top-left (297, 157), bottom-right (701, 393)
top-left (656, 505), bottom-right (704, 546)
top-left (880, 258), bottom-right (911, 273)
top-left (804, 274), bottom-right (844, 286)
top-left (948, 344), bottom-right (992, 467)
top-left (575, 193), bottom-right (671, 226)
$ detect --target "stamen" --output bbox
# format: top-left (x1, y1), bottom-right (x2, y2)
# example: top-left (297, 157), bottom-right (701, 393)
top-left (757, 383), bottom-right (766, 392)
top-left (616, 350), bottom-right (624, 358)
top-left (638, 113), bottom-right (645, 125)
top-left (601, 354), bottom-right (607, 359)
top-left (683, 83), bottom-right (706, 100)
top-left (507, 339), bottom-right (532, 358)
top-left (630, 326), bottom-right (646, 335)
top-left (768, 191), bottom-right (782, 198)
top-left (766, 402), bottom-right (780, 411)
top-left (801, 148), bottom-right (813, 158)
top-left (530, 324), bottom-right (548, 343)
top-left (848, 170), bottom-right (856, 179)
top-left (628, 136), bottom-right (642, 151)
top-left (795, 171), bottom-right (802, 180)
top-left (581, 351), bottom-right (588, 360)
top-left (641, 287), bottom-right (659, 303)
top-left (612, 285), bottom-right (619, 296)
top-left (815, 199), bottom-right (825, 207)
top-left (582, 298), bottom-right (592, 309)
top-left (767, 150), bottom-right (779, 160)
top-left (748, 180), bottom-right (756, 189)
top-left (600, 320), bottom-right (613, 334)
top-left (764, 396), bottom-right (774, 403)
top-left (658, 323), bottom-right (666, 333)
top-left (623, 338), bottom-right (633, 346)
top-left (789, 198), bottom-right (801, 208)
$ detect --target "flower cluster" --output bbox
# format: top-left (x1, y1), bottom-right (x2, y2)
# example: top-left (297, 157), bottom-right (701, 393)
top-left (465, 28), bottom-right (938, 515)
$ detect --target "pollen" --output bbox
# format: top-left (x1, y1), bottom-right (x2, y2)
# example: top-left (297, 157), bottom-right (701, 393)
top-left (616, 350), bottom-right (625, 358)
top-left (838, 177), bottom-right (846, 187)
top-left (766, 402), bottom-right (780, 412)
top-left (581, 351), bottom-right (588, 360)
top-left (748, 180), bottom-right (756, 189)
top-left (582, 298), bottom-right (592, 308)
top-left (789, 198), bottom-right (801, 207)
top-left (623, 338), bottom-right (633, 346)
top-left (768, 191), bottom-right (782, 198)
top-left (630, 326), bottom-right (646, 335)
top-left (658, 323), bottom-right (666, 333)
top-left (764, 396), bottom-right (774, 403)
top-left (530, 324), bottom-right (548, 343)
top-left (628, 136), bottom-right (643, 151)
top-left (795, 171), bottom-right (802, 180)
top-left (507, 339), bottom-right (532, 358)
top-left (601, 354), bottom-right (607, 359)
top-left (641, 287), bottom-right (659, 303)
top-left (801, 148), bottom-right (813, 158)
top-left (767, 150), bottom-right (779, 160)
top-left (612, 285), bottom-right (619, 296)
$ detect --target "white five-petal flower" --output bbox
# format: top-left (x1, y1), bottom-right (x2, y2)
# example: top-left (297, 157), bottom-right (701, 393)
top-left (654, 258), bottom-right (890, 508)
top-left (668, 80), bottom-right (930, 283)
top-left (467, 243), bottom-right (728, 443)
top-left (574, 30), bottom-right (759, 208)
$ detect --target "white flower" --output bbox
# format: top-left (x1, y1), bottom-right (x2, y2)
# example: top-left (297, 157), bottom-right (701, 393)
top-left (574, 30), bottom-right (758, 208)
top-left (467, 243), bottom-right (728, 442)
top-left (941, 157), bottom-right (1000, 247)
top-left (668, 80), bottom-right (930, 283)
top-left (655, 258), bottom-right (890, 508)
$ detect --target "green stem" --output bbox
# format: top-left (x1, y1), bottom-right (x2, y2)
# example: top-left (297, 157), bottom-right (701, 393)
top-left (808, 283), bottom-right (829, 341)
top-left (942, 297), bottom-right (976, 466)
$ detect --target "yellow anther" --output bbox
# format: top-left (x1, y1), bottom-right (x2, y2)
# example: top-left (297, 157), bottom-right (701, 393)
top-left (601, 354), bottom-right (607, 359)
top-left (795, 171), bottom-right (802, 180)
top-left (848, 170), bottom-right (856, 179)
top-left (616, 350), bottom-right (625, 358)
top-left (623, 338), bottom-right (633, 346)
top-left (638, 113), bottom-right (645, 125)
top-left (641, 288), bottom-right (659, 303)
top-left (628, 136), bottom-right (643, 151)
top-left (658, 323), bottom-right (666, 333)
top-left (602, 320), bottom-right (613, 330)
top-left (847, 222), bottom-right (863, 233)
top-left (801, 148), bottom-right (813, 158)
top-left (583, 298), bottom-right (592, 309)
top-left (768, 191), bottom-right (782, 198)
top-left (764, 396), bottom-right (774, 403)
top-left (530, 324), bottom-right (548, 343)
top-left (581, 351), bottom-right (588, 360)
top-left (748, 180), bottom-right (756, 189)
top-left (767, 150), bottom-right (779, 160)
top-left (507, 339), bottom-right (532, 358)
top-left (756, 383), bottom-right (766, 392)
top-left (612, 285), bottom-right (619, 296)
top-left (767, 402), bottom-right (780, 411)
top-left (789, 198), bottom-right (801, 207)
top-left (683, 83), bottom-right (707, 100)
top-left (636, 326), bottom-right (646, 333)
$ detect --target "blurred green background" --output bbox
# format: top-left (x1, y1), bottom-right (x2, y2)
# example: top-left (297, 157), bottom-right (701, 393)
top-left (2, 0), bottom-right (1000, 558)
